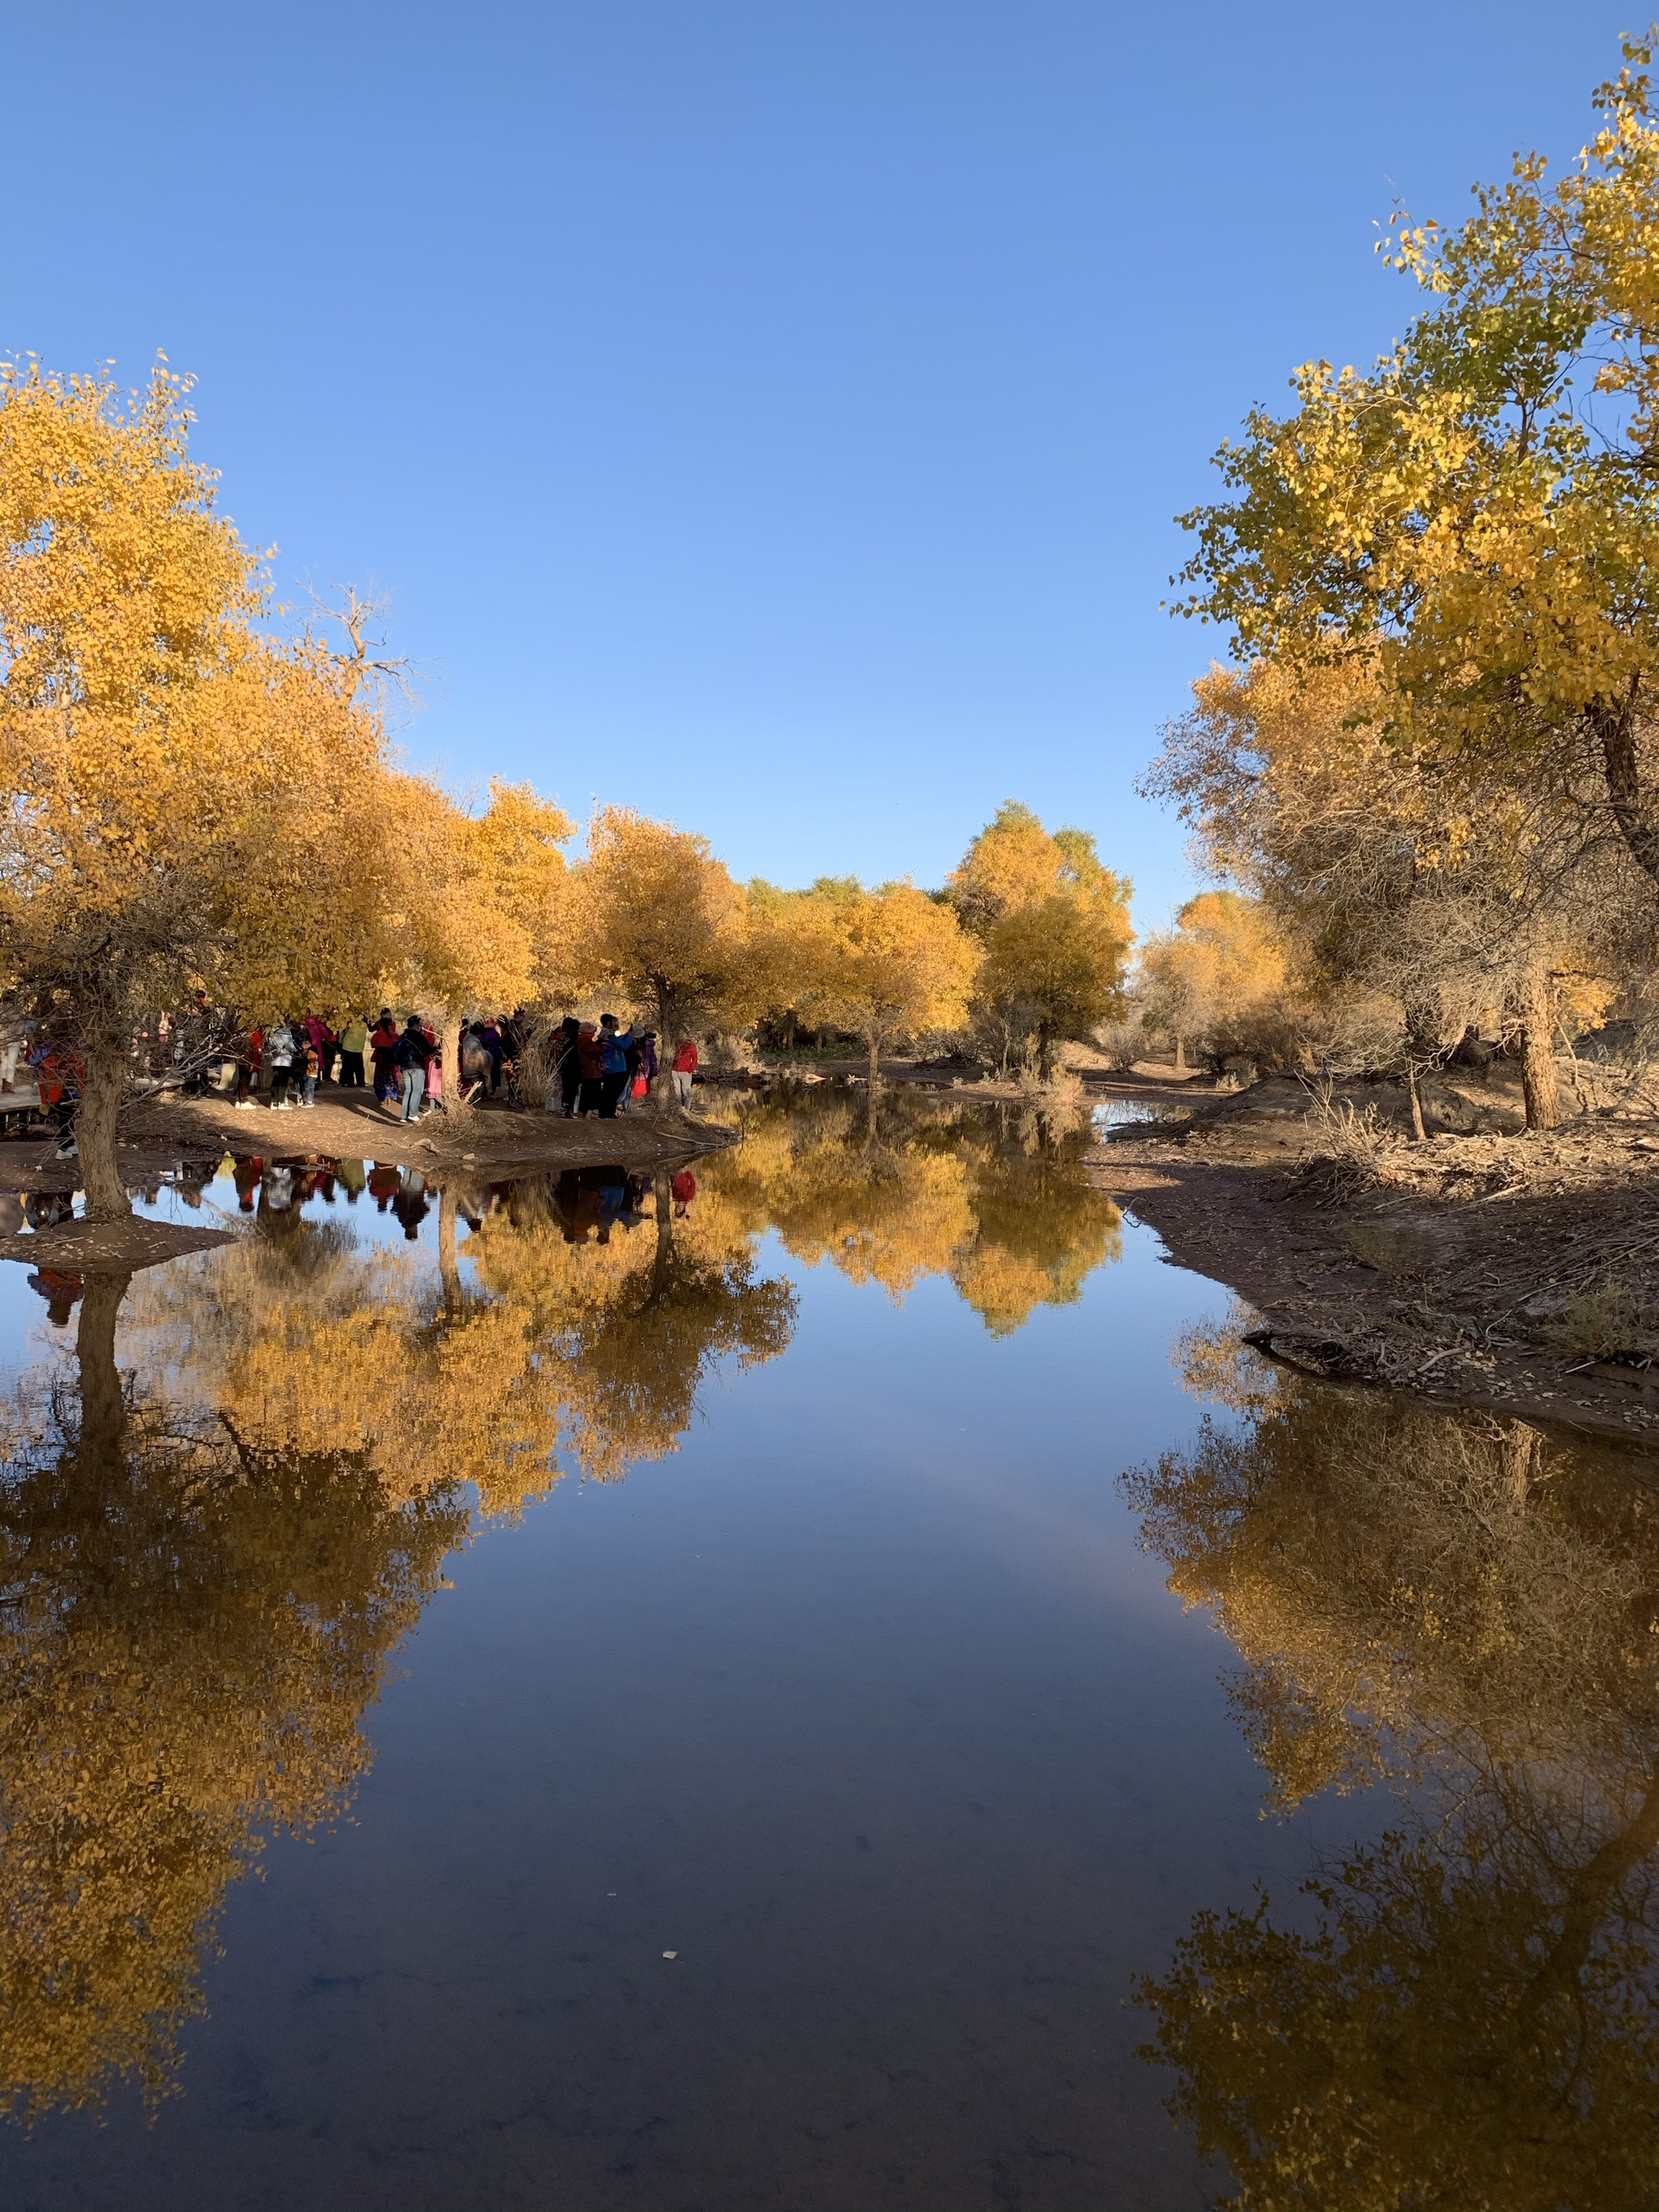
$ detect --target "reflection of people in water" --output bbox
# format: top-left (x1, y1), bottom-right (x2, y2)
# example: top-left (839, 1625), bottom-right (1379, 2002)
top-left (261, 1164), bottom-right (295, 1215)
top-left (392, 1168), bottom-right (430, 1241)
top-left (335, 1155), bottom-right (367, 1204)
top-left (299, 1160), bottom-right (336, 1205)
top-left (368, 1163), bottom-right (400, 1213)
top-left (596, 1167), bottom-right (628, 1243)
top-left (173, 1158), bottom-right (216, 1209)
top-left (26, 1267), bottom-right (84, 1326)
top-left (671, 1169), bottom-right (697, 1219)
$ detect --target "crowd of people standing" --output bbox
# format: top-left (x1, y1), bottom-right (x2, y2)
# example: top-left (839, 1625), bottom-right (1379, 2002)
top-left (222, 1009), bottom-right (700, 1123)
top-left (0, 1001), bottom-right (704, 1158)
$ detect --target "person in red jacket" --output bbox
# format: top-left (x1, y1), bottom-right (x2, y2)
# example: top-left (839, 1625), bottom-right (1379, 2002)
top-left (671, 1035), bottom-right (698, 1108)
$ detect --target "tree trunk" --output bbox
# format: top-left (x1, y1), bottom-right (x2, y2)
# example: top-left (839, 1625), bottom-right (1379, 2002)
top-left (77, 1042), bottom-right (132, 1221)
top-left (652, 987), bottom-right (679, 1110)
top-left (76, 1269), bottom-right (131, 1471)
top-left (867, 1029), bottom-right (881, 1090)
top-left (1518, 971), bottom-right (1559, 1132)
top-left (1038, 1022), bottom-right (1055, 1084)
top-left (441, 1016), bottom-right (464, 1113)
top-left (1405, 1060), bottom-right (1428, 1142)
top-left (1499, 1420), bottom-right (1542, 1512)
top-left (438, 1184), bottom-right (461, 1314)
top-left (1173, 1034), bottom-right (1186, 1074)
top-left (652, 1170), bottom-right (673, 1301)
top-left (1595, 696), bottom-right (1659, 889)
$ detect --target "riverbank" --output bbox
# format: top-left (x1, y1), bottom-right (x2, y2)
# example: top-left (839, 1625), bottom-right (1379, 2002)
top-left (1085, 1069), bottom-right (1659, 1443)
top-left (0, 1090), bottom-right (736, 1272)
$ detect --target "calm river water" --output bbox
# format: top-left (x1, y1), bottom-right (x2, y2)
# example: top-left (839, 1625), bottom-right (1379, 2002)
top-left (0, 1085), bottom-right (1652, 2209)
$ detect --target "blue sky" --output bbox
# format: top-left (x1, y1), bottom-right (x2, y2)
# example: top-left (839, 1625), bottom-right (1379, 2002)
top-left (2, 1), bottom-right (1629, 927)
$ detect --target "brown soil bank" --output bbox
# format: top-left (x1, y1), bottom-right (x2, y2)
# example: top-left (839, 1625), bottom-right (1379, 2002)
top-left (1086, 1068), bottom-right (1659, 1443)
top-left (0, 1090), bottom-right (733, 1272)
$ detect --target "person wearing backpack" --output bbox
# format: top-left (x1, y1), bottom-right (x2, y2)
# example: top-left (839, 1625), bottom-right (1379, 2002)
top-left (597, 1013), bottom-right (631, 1119)
top-left (393, 1016), bottom-right (432, 1123)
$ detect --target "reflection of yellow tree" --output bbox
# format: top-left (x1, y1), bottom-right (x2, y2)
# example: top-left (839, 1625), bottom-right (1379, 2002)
top-left (0, 1274), bottom-right (466, 2121)
top-left (1123, 1383), bottom-right (1659, 2206)
top-left (706, 1087), bottom-right (1120, 1331)
top-left (462, 1168), bottom-right (795, 1481)
top-left (136, 1164), bottom-right (796, 1506)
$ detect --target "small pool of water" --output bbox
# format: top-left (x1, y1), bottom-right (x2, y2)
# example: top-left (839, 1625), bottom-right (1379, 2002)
top-left (0, 1085), bottom-right (1652, 2208)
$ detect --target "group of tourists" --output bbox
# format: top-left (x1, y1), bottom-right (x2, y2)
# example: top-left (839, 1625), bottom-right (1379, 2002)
top-left (545, 1018), bottom-right (699, 1119)
top-left (233, 1010), bottom-right (701, 1124)
top-left (0, 999), bottom-right (705, 1165)
top-left (233, 1011), bottom-right (523, 1124)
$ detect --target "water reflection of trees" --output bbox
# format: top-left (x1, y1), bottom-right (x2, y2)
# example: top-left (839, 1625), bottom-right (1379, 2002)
top-left (0, 1273), bottom-right (467, 2122)
top-left (132, 1160), bottom-right (797, 1506)
top-left (709, 1084), bottom-right (1122, 1331)
top-left (0, 1094), bottom-right (1115, 2121)
top-left (1, 1167), bottom-right (796, 2119)
top-left (1123, 1343), bottom-right (1659, 2207)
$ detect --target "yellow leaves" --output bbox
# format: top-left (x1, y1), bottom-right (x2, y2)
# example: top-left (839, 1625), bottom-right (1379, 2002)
top-left (778, 881), bottom-right (977, 1063)
top-left (571, 806), bottom-right (752, 1029)
top-left (947, 800), bottom-right (1130, 937)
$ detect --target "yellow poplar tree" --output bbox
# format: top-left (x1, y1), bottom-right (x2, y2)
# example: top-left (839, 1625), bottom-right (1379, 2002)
top-left (948, 803), bottom-right (1132, 1076)
top-left (0, 360), bottom-right (398, 1214)
top-left (1137, 891), bottom-right (1288, 1072)
top-left (789, 881), bottom-right (978, 1087)
top-left (573, 806), bottom-right (753, 1100)
top-left (1175, 40), bottom-right (1659, 903)
top-left (386, 775), bottom-right (574, 1102)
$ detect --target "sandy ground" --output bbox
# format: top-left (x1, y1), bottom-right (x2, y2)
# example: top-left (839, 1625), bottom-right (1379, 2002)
top-left (1085, 1066), bottom-right (1659, 1443)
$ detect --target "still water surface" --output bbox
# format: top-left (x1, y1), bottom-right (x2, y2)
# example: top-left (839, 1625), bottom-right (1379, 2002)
top-left (0, 1087), bottom-right (1652, 2208)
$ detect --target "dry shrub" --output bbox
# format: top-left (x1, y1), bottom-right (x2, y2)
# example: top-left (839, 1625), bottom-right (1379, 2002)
top-left (514, 1027), bottom-right (558, 1110)
top-left (1289, 1096), bottom-right (1394, 1204)
top-left (1549, 1283), bottom-right (1650, 1362)
top-left (1094, 1019), bottom-right (1142, 1072)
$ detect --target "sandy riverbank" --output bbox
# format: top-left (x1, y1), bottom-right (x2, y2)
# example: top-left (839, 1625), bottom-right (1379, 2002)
top-left (1085, 1067), bottom-right (1659, 1444)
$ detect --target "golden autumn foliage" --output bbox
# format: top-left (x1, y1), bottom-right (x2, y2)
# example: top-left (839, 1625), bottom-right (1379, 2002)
top-left (973, 896), bottom-right (1131, 1078)
top-left (0, 363), bottom-right (399, 1212)
top-left (776, 881), bottom-right (978, 1087)
top-left (1136, 890), bottom-right (1290, 1072)
top-left (946, 804), bottom-right (1132, 1077)
top-left (1175, 39), bottom-right (1659, 885)
top-left (1159, 41), bottom-right (1659, 1122)
top-left (947, 801), bottom-right (1127, 936)
top-left (570, 808), bottom-right (754, 1088)
top-left (1146, 652), bottom-right (1634, 1123)
top-left (708, 1085), bottom-right (1121, 1332)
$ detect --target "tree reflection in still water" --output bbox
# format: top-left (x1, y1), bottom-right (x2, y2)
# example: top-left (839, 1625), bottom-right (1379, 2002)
top-left (0, 1272), bottom-right (467, 2123)
top-left (710, 1082), bottom-right (1122, 1333)
top-left (1124, 1345), bottom-right (1659, 2208)
top-left (0, 1089), bottom-right (1122, 2123)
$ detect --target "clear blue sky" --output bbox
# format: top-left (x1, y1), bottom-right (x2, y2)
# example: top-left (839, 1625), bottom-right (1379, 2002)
top-left (3, 1), bottom-right (1629, 927)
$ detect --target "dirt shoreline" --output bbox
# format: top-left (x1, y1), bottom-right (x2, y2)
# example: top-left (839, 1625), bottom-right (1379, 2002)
top-left (0, 1089), bottom-right (736, 1272)
top-left (1084, 1069), bottom-right (1659, 1446)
